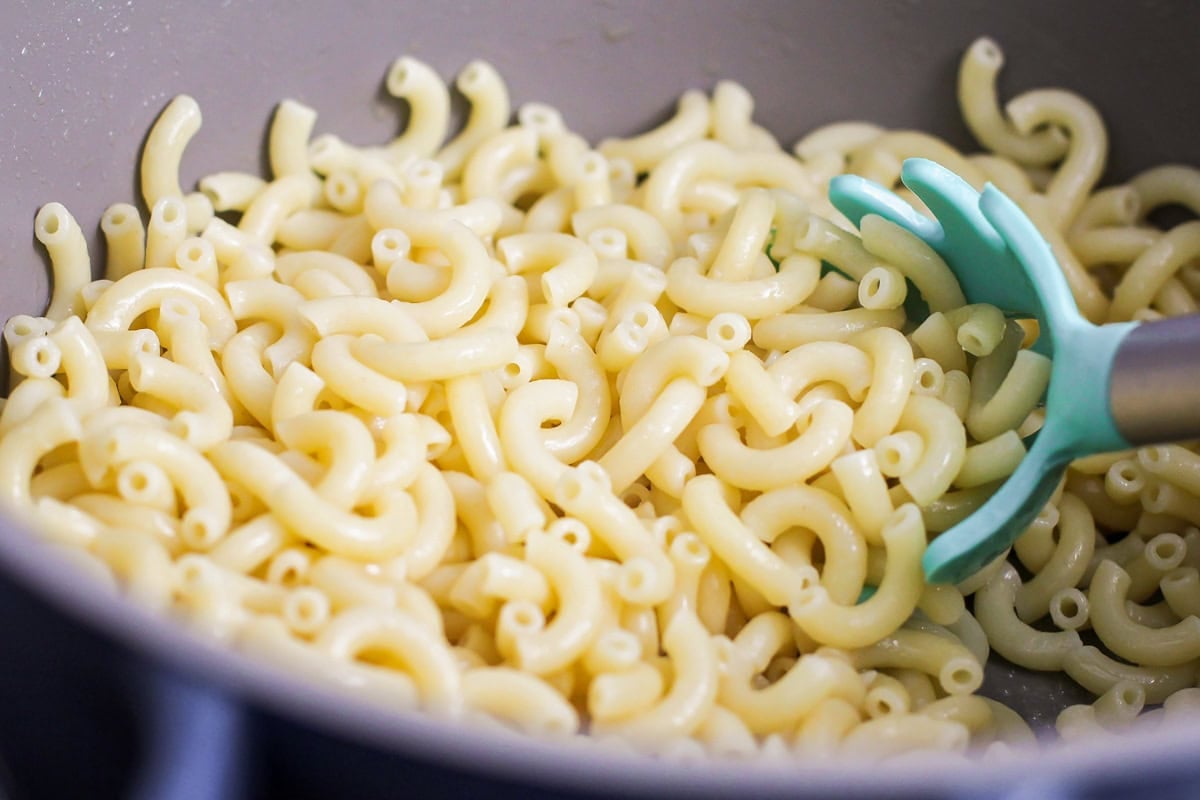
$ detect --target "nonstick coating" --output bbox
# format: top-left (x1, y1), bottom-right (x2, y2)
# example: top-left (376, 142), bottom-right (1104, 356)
top-left (1, 2), bottom-right (1198, 798)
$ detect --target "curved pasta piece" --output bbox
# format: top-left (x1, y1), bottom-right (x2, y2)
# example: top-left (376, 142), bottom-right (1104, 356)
top-left (896, 395), bottom-right (967, 507)
top-left (740, 485), bottom-right (868, 606)
top-left (1062, 645), bottom-right (1197, 705)
top-left (462, 667), bottom-right (578, 736)
top-left (554, 462), bottom-right (674, 605)
top-left (698, 400), bottom-right (853, 492)
top-left (80, 424), bottom-right (232, 549)
top-left (591, 610), bottom-right (718, 745)
top-left (975, 564), bottom-right (1081, 671)
top-left (499, 532), bottom-right (603, 675)
top-left (788, 504), bottom-right (925, 648)
top-left (539, 322), bottom-right (611, 463)
top-left (598, 89), bottom-right (711, 173)
top-left (1014, 492), bottom-right (1095, 622)
top-left (86, 268), bottom-right (237, 348)
top-left (664, 253), bottom-right (820, 319)
top-left (209, 440), bottom-right (417, 560)
top-left (499, 232), bottom-right (599, 309)
top-left (642, 140), bottom-right (816, 242)
top-left (316, 607), bottom-right (462, 715)
top-left (1089, 559), bottom-right (1200, 667)
top-left (0, 399), bottom-right (81, 509)
top-left (682, 474), bottom-right (812, 607)
top-left (848, 326), bottom-right (915, 447)
top-left (571, 204), bottom-right (674, 269)
top-left (956, 38), bottom-right (1067, 167)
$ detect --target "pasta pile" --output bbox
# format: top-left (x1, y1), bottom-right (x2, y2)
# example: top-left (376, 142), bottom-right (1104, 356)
top-left (4, 37), bottom-right (1200, 759)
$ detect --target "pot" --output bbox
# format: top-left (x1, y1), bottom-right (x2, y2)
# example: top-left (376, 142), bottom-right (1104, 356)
top-left (0, 2), bottom-right (1198, 798)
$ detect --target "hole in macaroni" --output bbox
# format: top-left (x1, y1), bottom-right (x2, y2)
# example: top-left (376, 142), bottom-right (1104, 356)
top-left (975, 38), bottom-right (1003, 67)
top-left (125, 470), bottom-right (149, 494)
top-left (671, 532), bottom-right (709, 566)
top-left (617, 559), bottom-right (657, 604)
top-left (1143, 483), bottom-right (1167, 512)
top-left (510, 605), bottom-right (540, 631)
top-left (109, 211), bottom-right (126, 226)
top-left (285, 589), bottom-right (329, 634)
top-left (11, 322), bottom-right (31, 337)
top-left (1141, 446), bottom-right (1166, 466)
top-left (182, 510), bottom-right (221, 550)
top-left (867, 695), bottom-right (896, 718)
top-left (941, 660), bottom-right (983, 695)
top-left (460, 63), bottom-right (481, 86)
top-left (39, 210), bottom-right (63, 237)
top-left (176, 556), bottom-right (212, 591)
top-left (389, 63), bottom-right (410, 89)
top-left (1119, 685), bottom-right (1144, 707)
top-left (160, 200), bottom-right (182, 224)
top-left (582, 155), bottom-right (605, 177)
top-left (547, 518), bottom-right (589, 552)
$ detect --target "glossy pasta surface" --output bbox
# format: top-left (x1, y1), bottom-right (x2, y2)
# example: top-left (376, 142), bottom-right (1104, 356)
top-left (4, 37), bottom-right (1200, 759)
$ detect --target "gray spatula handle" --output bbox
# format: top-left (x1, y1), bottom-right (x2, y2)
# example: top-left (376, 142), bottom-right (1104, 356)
top-left (1110, 314), bottom-right (1200, 445)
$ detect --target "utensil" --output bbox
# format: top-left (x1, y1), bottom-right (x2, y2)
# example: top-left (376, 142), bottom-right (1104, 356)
top-left (829, 158), bottom-right (1200, 585)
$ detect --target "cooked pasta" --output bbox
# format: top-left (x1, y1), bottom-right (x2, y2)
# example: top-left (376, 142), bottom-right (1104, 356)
top-left (3, 37), bottom-right (1199, 760)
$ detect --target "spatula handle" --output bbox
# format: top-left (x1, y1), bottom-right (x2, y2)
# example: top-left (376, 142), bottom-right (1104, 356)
top-left (1110, 313), bottom-right (1200, 445)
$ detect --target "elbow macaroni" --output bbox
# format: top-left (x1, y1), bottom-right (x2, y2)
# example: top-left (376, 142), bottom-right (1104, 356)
top-left (4, 40), bottom-right (1199, 759)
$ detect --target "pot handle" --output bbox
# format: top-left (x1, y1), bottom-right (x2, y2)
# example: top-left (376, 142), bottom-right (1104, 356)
top-left (127, 669), bottom-right (253, 800)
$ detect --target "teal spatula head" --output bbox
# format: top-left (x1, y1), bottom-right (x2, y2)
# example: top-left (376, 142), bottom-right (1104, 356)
top-left (829, 159), bottom-right (1138, 585)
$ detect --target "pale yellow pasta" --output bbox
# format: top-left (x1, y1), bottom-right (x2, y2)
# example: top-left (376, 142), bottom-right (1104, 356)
top-left (435, 61), bottom-right (510, 179)
top-left (954, 430), bottom-right (1026, 489)
top-left (850, 326), bottom-right (916, 447)
top-left (1014, 493), bottom-right (1096, 622)
top-left (719, 625), bottom-right (865, 734)
top-left (976, 564), bottom-right (1082, 671)
top-left (740, 485), bottom-right (868, 605)
top-left (752, 307), bottom-right (905, 350)
top-left (894, 395), bottom-right (967, 506)
top-left (141, 94), bottom-right (211, 229)
top-left (100, 203), bottom-right (147, 281)
top-left (909, 312), bottom-right (968, 374)
top-left (849, 627), bottom-right (983, 697)
top-left (591, 610), bottom-right (717, 745)
top-left (1089, 559), bottom-right (1200, 667)
top-left (598, 89), bottom-right (711, 173)
top-left (698, 400), bottom-right (853, 492)
top-left (956, 38), bottom-right (1068, 167)
top-left (830, 449), bottom-right (894, 545)
top-left (1006, 88), bottom-right (1106, 228)
top-left (34, 203), bottom-right (92, 321)
top-left (788, 504), bottom-right (925, 648)
top-left (12, 46), bottom-right (1200, 758)
top-left (1109, 221), bottom-right (1200, 322)
top-left (600, 378), bottom-right (706, 494)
